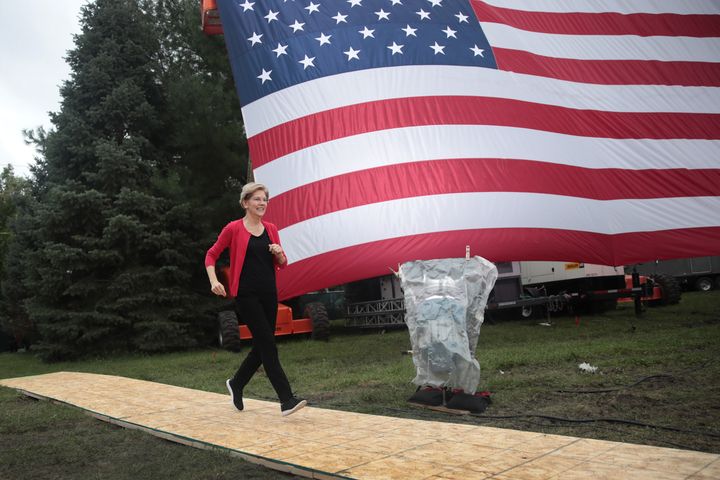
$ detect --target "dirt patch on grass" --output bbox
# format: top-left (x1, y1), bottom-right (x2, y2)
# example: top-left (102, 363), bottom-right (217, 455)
top-left (467, 360), bottom-right (720, 453)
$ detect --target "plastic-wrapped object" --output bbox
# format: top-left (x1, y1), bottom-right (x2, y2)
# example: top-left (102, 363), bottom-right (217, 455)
top-left (399, 257), bottom-right (498, 394)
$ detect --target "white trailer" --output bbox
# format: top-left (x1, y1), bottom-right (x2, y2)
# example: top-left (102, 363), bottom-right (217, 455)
top-left (346, 261), bottom-right (649, 326)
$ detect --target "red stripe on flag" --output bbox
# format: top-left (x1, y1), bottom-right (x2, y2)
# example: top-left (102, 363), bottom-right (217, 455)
top-left (265, 160), bottom-right (720, 229)
top-left (249, 97), bottom-right (720, 167)
top-left (470, 0), bottom-right (720, 37)
top-left (276, 226), bottom-right (720, 300)
top-left (492, 48), bottom-right (720, 87)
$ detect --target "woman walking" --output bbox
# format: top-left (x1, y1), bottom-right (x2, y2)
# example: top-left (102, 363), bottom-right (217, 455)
top-left (205, 182), bottom-right (306, 416)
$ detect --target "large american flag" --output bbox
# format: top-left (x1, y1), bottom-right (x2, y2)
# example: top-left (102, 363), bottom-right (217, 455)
top-left (215, 0), bottom-right (720, 301)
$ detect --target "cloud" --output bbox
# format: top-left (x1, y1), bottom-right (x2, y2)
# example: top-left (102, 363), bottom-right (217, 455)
top-left (0, 1), bottom-right (88, 176)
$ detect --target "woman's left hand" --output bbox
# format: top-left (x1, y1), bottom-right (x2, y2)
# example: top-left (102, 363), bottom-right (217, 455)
top-left (268, 243), bottom-right (284, 257)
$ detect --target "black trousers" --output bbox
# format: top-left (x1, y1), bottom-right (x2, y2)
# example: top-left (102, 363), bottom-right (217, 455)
top-left (231, 289), bottom-right (293, 402)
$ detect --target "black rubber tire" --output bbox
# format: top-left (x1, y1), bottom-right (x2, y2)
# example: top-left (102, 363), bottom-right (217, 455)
top-left (650, 274), bottom-right (682, 306)
top-left (694, 276), bottom-right (713, 292)
top-left (218, 310), bottom-right (242, 352)
top-left (304, 302), bottom-right (330, 341)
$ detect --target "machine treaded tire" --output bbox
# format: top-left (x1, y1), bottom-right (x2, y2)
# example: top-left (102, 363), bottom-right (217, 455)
top-left (305, 302), bottom-right (330, 341)
top-left (694, 276), bottom-right (713, 292)
top-left (218, 310), bottom-right (242, 352)
top-left (651, 274), bottom-right (682, 306)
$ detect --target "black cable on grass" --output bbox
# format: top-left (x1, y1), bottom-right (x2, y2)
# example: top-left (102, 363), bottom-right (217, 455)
top-left (557, 373), bottom-right (673, 393)
top-left (469, 413), bottom-right (720, 439)
top-left (557, 360), bottom-right (714, 394)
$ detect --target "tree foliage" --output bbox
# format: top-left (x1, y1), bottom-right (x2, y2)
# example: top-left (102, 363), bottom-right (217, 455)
top-left (4, 0), bottom-right (247, 360)
top-left (0, 166), bottom-right (35, 348)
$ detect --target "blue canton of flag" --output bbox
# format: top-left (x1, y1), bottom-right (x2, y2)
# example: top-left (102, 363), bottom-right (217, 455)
top-left (217, 0), bottom-right (497, 106)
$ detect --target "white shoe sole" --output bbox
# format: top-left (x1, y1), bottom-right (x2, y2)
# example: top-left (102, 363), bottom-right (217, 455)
top-left (281, 399), bottom-right (307, 417)
top-left (226, 379), bottom-right (243, 411)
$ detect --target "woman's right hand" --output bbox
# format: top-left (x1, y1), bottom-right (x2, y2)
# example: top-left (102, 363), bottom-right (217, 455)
top-left (210, 281), bottom-right (227, 297)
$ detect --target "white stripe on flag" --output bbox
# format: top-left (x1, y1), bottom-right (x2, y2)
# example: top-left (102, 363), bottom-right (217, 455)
top-left (255, 125), bottom-right (719, 197)
top-left (477, 0), bottom-right (720, 15)
top-left (481, 22), bottom-right (720, 63)
top-left (242, 66), bottom-right (720, 136)
top-left (280, 193), bottom-right (720, 263)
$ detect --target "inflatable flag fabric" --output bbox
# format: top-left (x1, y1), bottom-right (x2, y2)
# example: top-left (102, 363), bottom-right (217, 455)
top-left (215, 0), bottom-right (720, 300)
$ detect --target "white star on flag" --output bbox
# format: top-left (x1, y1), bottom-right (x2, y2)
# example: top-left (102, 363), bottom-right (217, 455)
top-left (430, 41), bottom-right (445, 55)
top-left (470, 44), bottom-right (484, 57)
top-left (289, 20), bottom-right (305, 32)
top-left (247, 32), bottom-right (263, 45)
top-left (272, 43), bottom-right (288, 57)
top-left (304, 2), bottom-right (320, 14)
top-left (239, 0), bottom-right (254, 12)
top-left (455, 11), bottom-right (468, 23)
top-left (348, 0), bottom-right (362, 6)
top-left (298, 54), bottom-right (316, 69)
top-left (375, 9), bottom-right (390, 20)
top-left (315, 33), bottom-right (332, 45)
top-left (390, 0), bottom-right (402, 4)
top-left (332, 12), bottom-right (348, 23)
top-left (442, 26), bottom-right (457, 38)
top-left (402, 24), bottom-right (417, 37)
top-left (428, 0), bottom-right (442, 7)
top-left (387, 42), bottom-right (404, 55)
top-left (344, 46), bottom-right (360, 60)
top-left (358, 26), bottom-right (375, 38)
top-left (256, 69), bottom-right (272, 84)
top-left (264, 9), bottom-right (279, 22)
top-left (416, 9), bottom-right (430, 20)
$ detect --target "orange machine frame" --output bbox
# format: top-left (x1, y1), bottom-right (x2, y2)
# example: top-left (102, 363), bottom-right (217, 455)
top-left (618, 274), bottom-right (663, 303)
top-left (238, 303), bottom-right (312, 339)
top-left (217, 266), bottom-right (313, 340)
top-left (201, 0), bottom-right (223, 35)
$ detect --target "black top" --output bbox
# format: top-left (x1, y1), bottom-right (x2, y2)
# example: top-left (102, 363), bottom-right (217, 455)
top-left (238, 229), bottom-right (276, 293)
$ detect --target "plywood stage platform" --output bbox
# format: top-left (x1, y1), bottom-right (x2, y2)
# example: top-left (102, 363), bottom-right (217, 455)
top-left (1, 372), bottom-right (718, 479)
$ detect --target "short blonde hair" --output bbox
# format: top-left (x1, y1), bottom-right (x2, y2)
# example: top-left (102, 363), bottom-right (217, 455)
top-left (239, 182), bottom-right (269, 208)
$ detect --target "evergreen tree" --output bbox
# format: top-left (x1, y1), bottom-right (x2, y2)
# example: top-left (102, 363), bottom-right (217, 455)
top-left (154, 0), bottom-right (248, 230)
top-left (0, 166), bottom-right (29, 271)
top-left (18, 0), bottom-right (210, 360)
top-left (0, 165), bottom-right (35, 348)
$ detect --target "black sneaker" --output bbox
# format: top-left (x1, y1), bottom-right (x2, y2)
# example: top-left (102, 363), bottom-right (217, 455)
top-left (226, 379), bottom-right (244, 411)
top-left (280, 396), bottom-right (307, 417)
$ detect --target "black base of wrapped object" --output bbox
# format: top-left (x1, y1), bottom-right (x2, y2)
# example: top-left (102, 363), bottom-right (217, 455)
top-left (445, 391), bottom-right (491, 413)
top-left (407, 386), bottom-right (446, 406)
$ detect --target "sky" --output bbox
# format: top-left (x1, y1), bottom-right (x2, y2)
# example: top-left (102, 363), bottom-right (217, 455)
top-left (0, 1), bottom-right (88, 177)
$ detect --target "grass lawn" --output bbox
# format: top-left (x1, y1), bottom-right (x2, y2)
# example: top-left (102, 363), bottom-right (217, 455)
top-left (1, 291), bottom-right (719, 478)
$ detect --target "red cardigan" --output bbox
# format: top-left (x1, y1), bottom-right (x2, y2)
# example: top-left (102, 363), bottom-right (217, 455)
top-left (204, 219), bottom-right (286, 298)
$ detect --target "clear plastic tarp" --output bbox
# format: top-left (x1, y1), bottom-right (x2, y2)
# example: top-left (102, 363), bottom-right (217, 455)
top-left (399, 256), bottom-right (498, 393)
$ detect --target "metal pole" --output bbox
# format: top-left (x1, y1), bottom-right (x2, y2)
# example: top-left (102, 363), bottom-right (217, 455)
top-left (632, 267), bottom-right (642, 317)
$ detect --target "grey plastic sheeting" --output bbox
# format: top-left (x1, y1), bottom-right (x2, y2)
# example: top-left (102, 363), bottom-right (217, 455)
top-left (399, 257), bottom-right (498, 393)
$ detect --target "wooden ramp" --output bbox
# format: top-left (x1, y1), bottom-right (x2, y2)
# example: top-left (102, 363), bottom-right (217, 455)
top-left (1, 372), bottom-right (717, 480)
